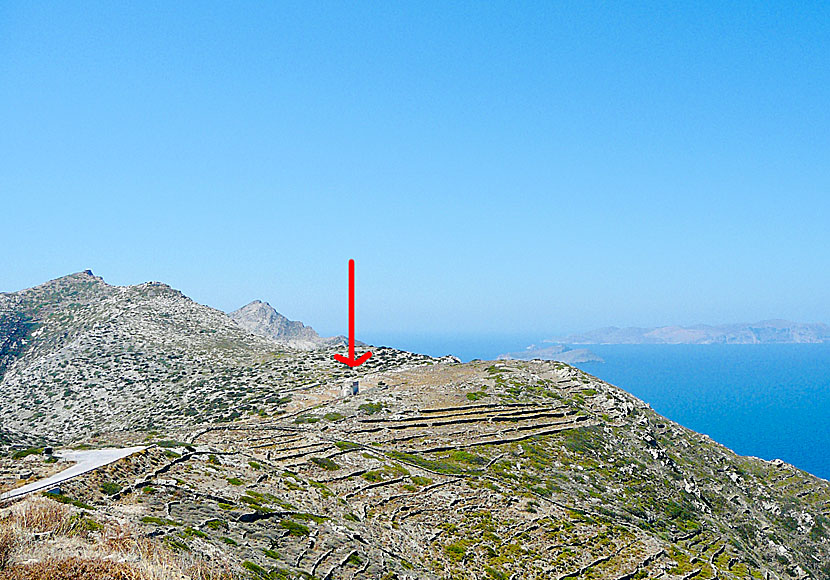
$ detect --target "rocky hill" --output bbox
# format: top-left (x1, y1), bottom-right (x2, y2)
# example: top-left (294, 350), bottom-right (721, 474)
top-left (554, 320), bottom-right (830, 344)
top-left (229, 300), bottom-right (347, 351)
top-left (0, 273), bottom-right (828, 580)
top-left (0, 272), bottom-right (435, 445)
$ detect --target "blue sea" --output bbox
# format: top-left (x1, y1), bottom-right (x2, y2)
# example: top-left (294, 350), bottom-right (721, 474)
top-left (373, 335), bottom-right (830, 480)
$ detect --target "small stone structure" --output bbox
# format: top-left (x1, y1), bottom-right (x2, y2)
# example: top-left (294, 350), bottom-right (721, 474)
top-left (341, 380), bottom-right (359, 397)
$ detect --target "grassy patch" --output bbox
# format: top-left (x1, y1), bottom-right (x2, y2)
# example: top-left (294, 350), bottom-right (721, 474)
top-left (99, 481), bottom-right (122, 496)
top-left (155, 440), bottom-right (188, 448)
top-left (11, 447), bottom-right (42, 460)
top-left (294, 415), bottom-right (320, 424)
top-left (44, 492), bottom-right (94, 510)
top-left (346, 553), bottom-right (362, 565)
top-left (140, 516), bottom-right (181, 526)
top-left (444, 540), bottom-right (468, 562)
top-left (279, 519), bottom-right (310, 536)
top-left (181, 527), bottom-right (207, 539)
top-left (205, 519), bottom-right (228, 530)
top-left (310, 457), bottom-right (340, 471)
top-left (358, 402), bottom-right (384, 415)
top-left (386, 450), bottom-right (468, 475)
top-left (242, 561), bottom-right (269, 578)
top-left (449, 450), bottom-right (487, 465)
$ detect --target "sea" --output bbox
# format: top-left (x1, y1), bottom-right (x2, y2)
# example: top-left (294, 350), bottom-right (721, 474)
top-left (371, 334), bottom-right (830, 480)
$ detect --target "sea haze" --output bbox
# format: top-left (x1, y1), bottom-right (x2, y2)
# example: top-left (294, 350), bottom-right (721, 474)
top-left (574, 344), bottom-right (830, 480)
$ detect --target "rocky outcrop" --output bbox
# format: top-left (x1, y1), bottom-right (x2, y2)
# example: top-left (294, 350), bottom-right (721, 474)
top-left (230, 300), bottom-right (353, 350)
top-left (229, 300), bottom-right (325, 349)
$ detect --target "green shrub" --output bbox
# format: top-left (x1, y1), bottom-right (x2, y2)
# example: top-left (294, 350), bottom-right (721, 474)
top-left (205, 519), bottom-right (228, 530)
top-left (100, 481), bottom-right (121, 496)
top-left (279, 519), bottom-right (310, 536)
top-left (310, 457), bottom-right (340, 471)
top-left (155, 440), bottom-right (187, 448)
top-left (444, 541), bottom-right (467, 562)
top-left (11, 447), bottom-right (42, 460)
top-left (44, 492), bottom-right (94, 510)
top-left (140, 516), bottom-right (181, 526)
top-left (181, 527), bottom-right (207, 538)
top-left (242, 561), bottom-right (269, 578)
top-left (450, 450), bottom-right (487, 465)
top-left (294, 415), bottom-right (320, 424)
top-left (358, 402), bottom-right (384, 415)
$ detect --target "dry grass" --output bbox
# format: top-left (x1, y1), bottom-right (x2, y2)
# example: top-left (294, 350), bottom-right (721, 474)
top-left (3, 498), bottom-right (72, 535)
top-left (0, 557), bottom-right (146, 579)
top-left (0, 497), bottom-right (240, 580)
top-left (0, 558), bottom-right (241, 580)
top-left (0, 529), bottom-right (15, 570)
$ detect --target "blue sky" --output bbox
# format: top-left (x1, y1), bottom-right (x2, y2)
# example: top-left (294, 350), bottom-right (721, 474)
top-left (1, 2), bottom-right (828, 343)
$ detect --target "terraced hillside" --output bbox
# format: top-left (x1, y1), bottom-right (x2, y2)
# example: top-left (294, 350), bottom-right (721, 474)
top-left (3, 360), bottom-right (828, 579)
top-left (1, 273), bottom-right (828, 579)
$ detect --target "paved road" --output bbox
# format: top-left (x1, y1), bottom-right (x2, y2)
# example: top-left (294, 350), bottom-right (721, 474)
top-left (1, 446), bottom-right (146, 502)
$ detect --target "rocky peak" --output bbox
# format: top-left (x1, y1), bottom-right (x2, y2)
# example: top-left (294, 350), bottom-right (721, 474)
top-left (230, 300), bottom-right (323, 348)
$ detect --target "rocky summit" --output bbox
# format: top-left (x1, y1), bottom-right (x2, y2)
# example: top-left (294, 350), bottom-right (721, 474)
top-left (230, 300), bottom-right (347, 351)
top-left (0, 273), bottom-right (829, 580)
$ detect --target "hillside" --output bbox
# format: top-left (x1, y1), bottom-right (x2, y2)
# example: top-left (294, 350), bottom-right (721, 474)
top-left (0, 272), bottom-right (434, 445)
top-left (0, 274), bottom-right (828, 579)
top-left (229, 300), bottom-right (348, 351)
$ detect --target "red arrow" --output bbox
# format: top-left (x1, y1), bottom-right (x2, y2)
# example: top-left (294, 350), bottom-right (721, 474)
top-left (333, 259), bottom-right (373, 368)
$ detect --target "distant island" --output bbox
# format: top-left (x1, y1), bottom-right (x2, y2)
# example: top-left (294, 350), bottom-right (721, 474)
top-left (497, 344), bottom-right (603, 364)
top-left (550, 319), bottom-right (830, 345)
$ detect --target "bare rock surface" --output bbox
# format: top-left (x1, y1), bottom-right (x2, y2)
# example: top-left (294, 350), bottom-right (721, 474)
top-left (229, 300), bottom-right (349, 351)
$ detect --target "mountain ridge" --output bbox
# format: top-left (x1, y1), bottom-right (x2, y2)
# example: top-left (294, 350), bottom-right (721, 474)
top-left (552, 319), bottom-right (830, 344)
top-left (229, 299), bottom-right (351, 350)
top-left (0, 271), bottom-right (430, 444)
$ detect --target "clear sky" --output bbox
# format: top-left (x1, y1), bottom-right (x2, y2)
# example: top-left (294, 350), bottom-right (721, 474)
top-left (1, 2), bottom-right (828, 342)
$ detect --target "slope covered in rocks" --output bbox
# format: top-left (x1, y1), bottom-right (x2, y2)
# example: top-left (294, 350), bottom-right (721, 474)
top-left (3, 360), bottom-right (829, 579)
top-left (229, 300), bottom-right (346, 351)
top-left (1, 273), bottom-right (828, 580)
top-left (0, 272), bottom-right (434, 445)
